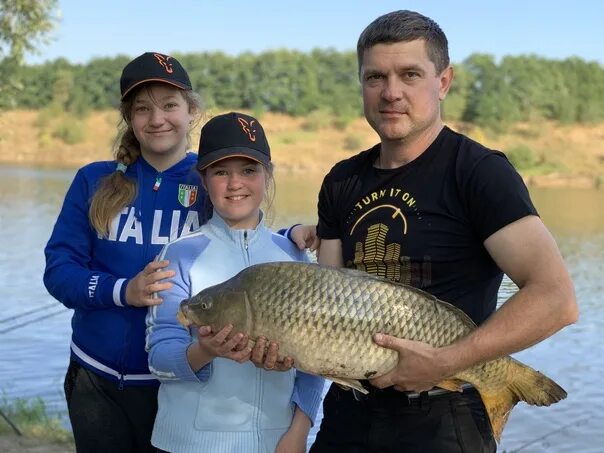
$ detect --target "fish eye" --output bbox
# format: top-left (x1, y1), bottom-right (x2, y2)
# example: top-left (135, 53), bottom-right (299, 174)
top-left (201, 303), bottom-right (208, 309)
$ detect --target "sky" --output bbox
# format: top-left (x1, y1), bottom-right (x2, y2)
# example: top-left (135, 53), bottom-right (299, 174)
top-left (26, 0), bottom-right (604, 66)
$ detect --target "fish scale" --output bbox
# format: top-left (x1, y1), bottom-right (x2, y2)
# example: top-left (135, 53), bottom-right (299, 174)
top-left (178, 261), bottom-right (568, 441)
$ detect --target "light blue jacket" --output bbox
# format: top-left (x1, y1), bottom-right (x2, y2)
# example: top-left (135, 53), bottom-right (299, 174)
top-left (146, 212), bottom-right (324, 453)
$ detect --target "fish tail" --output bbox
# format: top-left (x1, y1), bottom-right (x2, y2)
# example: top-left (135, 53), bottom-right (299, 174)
top-left (478, 358), bottom-right (567, 442)
top-left (507, 358), bottom-right (567, 406)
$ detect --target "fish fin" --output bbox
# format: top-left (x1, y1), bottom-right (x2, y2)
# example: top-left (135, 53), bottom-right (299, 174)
top-left (478, 388), bottom-right (516, 443)
top-left (435, 378), bottom-right (466, 392)
top-left (474, 357), bottom-right (568, 442)
top-left (329, 377), bottom-right (368, 394)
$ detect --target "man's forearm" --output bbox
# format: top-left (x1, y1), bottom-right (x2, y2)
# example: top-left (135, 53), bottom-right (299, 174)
top-left (438, 279), bottom-right (577, 376)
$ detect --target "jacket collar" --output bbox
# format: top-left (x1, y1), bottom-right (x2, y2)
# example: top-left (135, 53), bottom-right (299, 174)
top-left (206, 210), bottom-right (268, 246)
top-left (136, 152), bottom-right (198, 179)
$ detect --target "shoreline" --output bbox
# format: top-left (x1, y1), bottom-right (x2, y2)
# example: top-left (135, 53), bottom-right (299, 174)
top-left (1, 157), bottom-right (601, 190)
top-left (2, 110), bottom-right (603, 190)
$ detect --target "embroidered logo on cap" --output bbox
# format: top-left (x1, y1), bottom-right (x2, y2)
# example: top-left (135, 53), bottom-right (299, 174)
top-left (153, 53), bottom-right (174, 74)
top-left (237, 117), bottom-right (257, 142)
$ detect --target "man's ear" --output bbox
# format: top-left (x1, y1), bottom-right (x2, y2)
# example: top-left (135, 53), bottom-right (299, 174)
top-left (439, 65), bottom-right (454, 101)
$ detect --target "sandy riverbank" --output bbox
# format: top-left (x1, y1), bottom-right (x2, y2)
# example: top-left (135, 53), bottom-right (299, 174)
top-left (2, 110), bottom-right (603, 188)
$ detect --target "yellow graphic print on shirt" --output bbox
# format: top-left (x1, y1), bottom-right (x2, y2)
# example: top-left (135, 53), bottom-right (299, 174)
top-left (345, 187), bottom-right (430, 287)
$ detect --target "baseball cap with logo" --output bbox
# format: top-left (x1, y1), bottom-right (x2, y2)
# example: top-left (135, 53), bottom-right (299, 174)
top-left (120, 52), bottom-right (192, 99)
top-left (197, 112), bottom-right (271, 170)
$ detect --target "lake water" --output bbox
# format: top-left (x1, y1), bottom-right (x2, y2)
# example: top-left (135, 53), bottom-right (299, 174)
top-left (1, 165), bottom-right (603, 452)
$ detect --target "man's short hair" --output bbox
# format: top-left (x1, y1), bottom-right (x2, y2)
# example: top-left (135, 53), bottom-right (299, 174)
top-left (357, 10), bottom-right (450, 75)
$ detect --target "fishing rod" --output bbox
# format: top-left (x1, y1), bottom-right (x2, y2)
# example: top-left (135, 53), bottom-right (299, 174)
top-left (0, 302), bottom-right (58, 324)
top-left (0, 407), bottom-right (22, 436)
top-left (511, 415), bottom-right (591, 452)
top-left (0, 308), bottom-right (68, 336)
top-left (0, 303), bottom-right (70, 433)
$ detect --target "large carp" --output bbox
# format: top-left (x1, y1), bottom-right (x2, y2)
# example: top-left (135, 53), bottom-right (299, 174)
top-left (177, 261), bottom-right (567, 441)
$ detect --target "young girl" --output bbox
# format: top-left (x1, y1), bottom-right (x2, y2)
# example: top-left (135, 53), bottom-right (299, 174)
top-left (146, 112), bottom-right (324, 453)
top-left (44, 52), bottom-right (313, 452)
top-left (43, 52), bottom-right (204, 452)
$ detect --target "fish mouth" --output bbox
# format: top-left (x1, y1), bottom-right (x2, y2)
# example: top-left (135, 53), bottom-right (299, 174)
top-left (176, 303), bottom-right (191, 328)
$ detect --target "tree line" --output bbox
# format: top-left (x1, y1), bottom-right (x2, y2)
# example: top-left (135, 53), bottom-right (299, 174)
top-left (9, 50), bottom-right (604, 131)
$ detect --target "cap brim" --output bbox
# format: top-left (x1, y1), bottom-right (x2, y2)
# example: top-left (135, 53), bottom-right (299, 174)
top-left (121, 78), bottom-right (191, 99)
top-left (197, 147), bottom-right (270, 170)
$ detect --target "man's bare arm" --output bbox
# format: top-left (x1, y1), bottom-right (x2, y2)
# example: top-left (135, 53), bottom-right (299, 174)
top-left (371, 215), bottom-right (578, 391)
top-left (439, 214), bottom-right (578, 372)
top-left (317, 238), bottom-right (344, 268)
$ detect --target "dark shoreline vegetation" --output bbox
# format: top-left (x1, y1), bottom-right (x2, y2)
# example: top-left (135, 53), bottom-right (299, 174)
top-left (5, 50), bottom-right (604, 133)
top-left (3, 50), bottom-right (603, 189)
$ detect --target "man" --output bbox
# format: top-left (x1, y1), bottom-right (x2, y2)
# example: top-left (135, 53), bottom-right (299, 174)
top-left (310, 10), bottom-right (578, 453)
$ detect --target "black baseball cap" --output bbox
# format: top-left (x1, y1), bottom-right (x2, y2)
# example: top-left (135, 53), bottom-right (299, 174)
top-left (120, 52), bottom-right (192, 99)
top-left (197, 112), bottom-right (271, 170)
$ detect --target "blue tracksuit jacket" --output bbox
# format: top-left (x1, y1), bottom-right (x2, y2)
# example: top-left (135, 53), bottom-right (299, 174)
top-left (44, 153), bottom-right (205, 386)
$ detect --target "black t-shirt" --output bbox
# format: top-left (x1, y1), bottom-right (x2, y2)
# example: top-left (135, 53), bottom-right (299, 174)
top-left (318, 126), bottom-right (537, 325)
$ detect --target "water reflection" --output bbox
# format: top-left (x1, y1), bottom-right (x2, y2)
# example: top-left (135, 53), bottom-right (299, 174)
top-left (531, 188), bottom-right (604, 237)
top-left (0, 165), bottom-right (602, 451)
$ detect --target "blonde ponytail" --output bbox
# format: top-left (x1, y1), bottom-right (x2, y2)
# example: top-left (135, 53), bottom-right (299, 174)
top-left (89, 121), bottom-right (139, 238)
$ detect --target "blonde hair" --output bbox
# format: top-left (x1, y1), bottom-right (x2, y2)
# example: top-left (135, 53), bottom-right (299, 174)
top-left (89, 85), bottom-right (203, 237)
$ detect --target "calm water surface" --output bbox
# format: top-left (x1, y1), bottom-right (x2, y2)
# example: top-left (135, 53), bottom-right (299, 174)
top-left (0, 165), bottom-right (602, 452)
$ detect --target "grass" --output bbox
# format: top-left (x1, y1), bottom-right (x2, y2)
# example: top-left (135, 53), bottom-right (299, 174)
top-left (0, 396), bottom-right (73, 444)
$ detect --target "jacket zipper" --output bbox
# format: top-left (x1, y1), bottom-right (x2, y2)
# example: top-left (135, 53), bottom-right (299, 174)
top-left (122, 169), bottom-right (161, 388)
top-left (255, 367), bottom-right (262, 449)
top-left (142, 170), bottom-right (162, 261)
top-left (153, 174), bottom-right (162, 191)
top-left (243, 230), bottom-right (251, 266)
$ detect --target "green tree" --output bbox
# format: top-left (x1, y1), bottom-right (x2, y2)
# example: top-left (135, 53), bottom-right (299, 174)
top-left (0, 0), bottom-right (59, 107)
top-left (463, 53), bottom-right (518, 133)
top-left (443, 64), bottom-right (472, 121)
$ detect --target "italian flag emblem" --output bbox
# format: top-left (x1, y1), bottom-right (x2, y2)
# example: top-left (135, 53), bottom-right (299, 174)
top-left (178, 184), bottom-right (198, 208)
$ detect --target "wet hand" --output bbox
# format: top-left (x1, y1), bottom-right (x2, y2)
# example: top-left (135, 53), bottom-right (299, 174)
top-left (125, 259), bottom-right (175, 307)
top-left (197, 325), bottom-right (251, 363)
top-left (369, 333), bottom-right (449, 393)
top-left (251, 336), bottom-right (294, 371)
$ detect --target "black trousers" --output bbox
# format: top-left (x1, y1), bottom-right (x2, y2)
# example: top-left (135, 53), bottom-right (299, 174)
top-left (64, 359), bottom-right (159, 453)
top-left (310, 384), bottom-right (497, 453)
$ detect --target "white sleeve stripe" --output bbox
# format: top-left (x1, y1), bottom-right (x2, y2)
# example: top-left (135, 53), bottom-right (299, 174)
top-left (113, 278), bottom-right (126, 307)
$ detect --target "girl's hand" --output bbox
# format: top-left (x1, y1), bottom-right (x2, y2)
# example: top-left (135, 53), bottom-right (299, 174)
top-left (250, 336), bottom-right (294, 371)
top-left (197, 324), bottom-right (251, 363)
top-left (290, 224), bottom-right (320, 252)
top-left (125, 259), bottom-right (175, 307)
top-left (275, 407), bottom-right (311, 453)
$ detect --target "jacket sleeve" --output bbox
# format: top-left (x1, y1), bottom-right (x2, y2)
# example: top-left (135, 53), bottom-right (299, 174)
top-left (146, 241), bottom-right (211, 383)
top-left (277, 224), bottom-right (301, 242)
top-left (43, 169), bottom-right (128, 310)
top-left (291, 371), bottom-right (325, 426)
